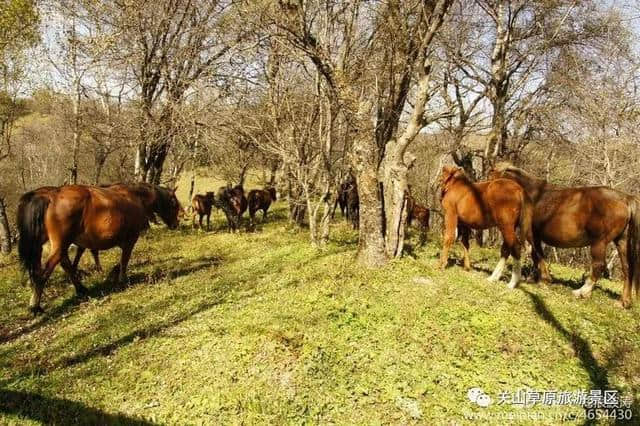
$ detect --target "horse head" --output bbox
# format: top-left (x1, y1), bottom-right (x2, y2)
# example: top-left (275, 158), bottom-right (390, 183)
top-left (267, 187), bottom-right (277, 202)
top-left (154, 186), bottom-right (181, 230)
top-left (440, 166), bottom-right (465, 187)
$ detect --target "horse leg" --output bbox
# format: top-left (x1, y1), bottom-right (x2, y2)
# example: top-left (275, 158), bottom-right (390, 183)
top-left (615, 236), bottom-right (632, 308)
top-left (29, 239), bottom-right (66, 313)
top-left (459, 225), bottom-right (471, 271)
top-left (90, 249), bottom-right (102, 272)
top-left (59, 248), bottom-right (88, 296)
top-left (206, 214), bottom-right (211, 231)
top-left (573, 241), bottom-right (607, 299)
top-left (530, 235), bottom-right (549, 283)
top-left (419, 223), bottom-right (427, 246)
top-left (506, 227), bottom-right (523, 289)
top-left (488, 243), bottom-right (509, 283)
top-left (439, 212), bottom-right (457, 270)
top-left (118, 239), bottom-right (137, 284)
top-left (72, 246), bottom-right (85, 272)
top-left (199, 214), bottom-right (204, 230)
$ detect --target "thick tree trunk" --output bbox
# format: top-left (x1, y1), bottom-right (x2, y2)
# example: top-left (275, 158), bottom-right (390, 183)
top-left (0, 196), bottom-right (11, 254)
top-left (353, 136), bottom-right (388, 267)
top-left (380, 153), bottom-right (410, 259)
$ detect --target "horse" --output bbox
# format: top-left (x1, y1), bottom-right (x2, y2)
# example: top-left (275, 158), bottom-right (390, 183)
top-left (439, 166), bottom-right (533, 289)
top-left (405, 192), bottom-right (430, 245)
top-left (247, 187), bottom-right (277, 224)
top-left (344, 182), bottom-right (359, 229)
top-left (71, 183), bottom-right (185, 269)
top-left (332, 181), bottom-right (349, 219)
top-left (17, 183), bottom-right (181, 314)
top-left (216, 185), bottom-right (247, 232)
top-left (489, 162), bottom-right (640, 308)
top-left (192, 192), bottom-right (215, 230)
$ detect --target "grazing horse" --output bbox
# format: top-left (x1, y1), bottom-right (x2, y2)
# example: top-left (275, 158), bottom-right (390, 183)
top-left (489, 163), bottom-right (640, 308)
top-left (439, 166), bottom-right (533, 289)
top-left (17, 183), bottom-right (181, 314)
top-left (192, 192), bottom-right (215, 230)
top-left (405, 192), bottom-right (430, 244)
top-left (216, 185), bottom-right (247, 232)
top-left (248, 187), bottom-right (277, 224)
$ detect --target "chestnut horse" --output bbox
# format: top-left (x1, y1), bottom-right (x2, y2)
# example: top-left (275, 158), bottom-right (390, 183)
top-left (248, 187), bottom-right (277, 224)
top-left (216, 185), bottom-right (247, 232)
top-left (192, 192), bottom-right (215, 230)
top-left (405, 192), bottom-right (430, 244)
top-left (440, 166), bottom-right (533, 289)
top-left (490, 163), bottom-right (640, 308)
top-left (17, 183), bottom-right (181, 314)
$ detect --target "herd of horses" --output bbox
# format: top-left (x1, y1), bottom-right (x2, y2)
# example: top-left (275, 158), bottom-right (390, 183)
top-left (13, 162), bottom-right (640, 315)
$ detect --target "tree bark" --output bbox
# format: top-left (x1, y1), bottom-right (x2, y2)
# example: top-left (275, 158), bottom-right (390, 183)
top-left (0, 195), bottom-right (11, 254)
top-left (353, 137), bottom-right (388, 266)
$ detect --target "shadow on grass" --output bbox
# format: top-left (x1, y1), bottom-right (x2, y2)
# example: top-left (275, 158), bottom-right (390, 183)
top-left (0, 388), bottom-right (156, 425)
top-left (0, 255), bottom-right (222, 345)
top-left (522, 289), bottom-right (639, 425)
top-left (545, 275), bottom-right (620, 302)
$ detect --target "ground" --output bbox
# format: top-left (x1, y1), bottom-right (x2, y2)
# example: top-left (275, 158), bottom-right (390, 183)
top-left (0, 202), bottom-right (639, 425)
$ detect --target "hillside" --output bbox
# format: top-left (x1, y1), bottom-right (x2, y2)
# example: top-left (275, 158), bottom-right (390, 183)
top-left (0, 204), bottom-right (638, 424)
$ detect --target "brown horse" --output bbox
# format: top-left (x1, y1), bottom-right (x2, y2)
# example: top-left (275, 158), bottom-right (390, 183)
top-left (405, 192), bottom-right (430, 244)
top-left (440, 166), bottom-right (533, 289)
top-left (192, 192), bottom-right (215, 230)
top-left (248, 187), bottom-right (277, 224)
top-left (490, 163), bottom-right (640, 308)
top-left (17, 183), bottom-right (181, 314)
top-left (216, 185), bottom-right (247, 232)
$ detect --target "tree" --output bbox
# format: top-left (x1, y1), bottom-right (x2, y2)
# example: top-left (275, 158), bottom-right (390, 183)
top-left (263, 0), bottom-right (453, 265)
top-left (0, 0), bottom-right (39, 254)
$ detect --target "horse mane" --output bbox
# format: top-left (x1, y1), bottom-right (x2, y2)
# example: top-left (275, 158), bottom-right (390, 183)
top-left (494, 162), bottom-right (548, 185)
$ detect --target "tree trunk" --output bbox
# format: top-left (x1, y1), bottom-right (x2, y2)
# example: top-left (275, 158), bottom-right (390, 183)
top-left (0, 196), bottom-right (11, 254)
top-left (70, 78), bottom-right (81, 184)
top-left (380, 143), bottom-right (413, 259)
top-left (353, 136), bottom-right (388, 267)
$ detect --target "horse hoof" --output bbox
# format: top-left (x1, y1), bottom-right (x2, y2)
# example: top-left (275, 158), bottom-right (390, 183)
top-left (616, 300), bottom-right (631, 309)
top-left (572, 289), bottom-right (586, 299)
top-left (507, 282), bottom-right (518, 289)
top-left (29, 306), bottom-right (44, 316)
top-left (487, 276), bottom-right (499, 283)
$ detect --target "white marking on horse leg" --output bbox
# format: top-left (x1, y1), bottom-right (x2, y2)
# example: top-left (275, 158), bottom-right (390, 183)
top-left (507, 258), bottom-right (522, 289)
top-left (488, 257), bottom-right (506, 282)
top-left (573, 277), bottom-right (595, 299)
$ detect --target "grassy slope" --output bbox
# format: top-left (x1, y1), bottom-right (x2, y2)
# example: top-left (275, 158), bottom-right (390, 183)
top-left (0, 203), bottom-right (639, 425)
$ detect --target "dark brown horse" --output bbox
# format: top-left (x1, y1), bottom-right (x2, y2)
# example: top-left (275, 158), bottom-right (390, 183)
top-left (192, 192), bottom-right (215, 230)
top-left (216, 185), bottom-right (247, 232)
top-left (344, 181), bottom-right (359, 229)
top-left (405, 192), bottom-right (430, 244)
top-left (332, 181), bottom-right (349, 219)
top-left (17, 183), bottom-right (181, 314)
top-left (248, 187), bottom-right (277, 224)
top-left (440, 166), bottom-right (533, 289)
top-left (490, 162), bottom-right (640, 308)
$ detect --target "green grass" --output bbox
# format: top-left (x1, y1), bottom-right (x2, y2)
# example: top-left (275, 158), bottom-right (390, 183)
top-left (0, 204), bottom-right (639, 425)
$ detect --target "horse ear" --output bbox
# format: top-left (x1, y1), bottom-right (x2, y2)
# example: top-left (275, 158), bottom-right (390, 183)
top-left (172, 186), bottom-right (178, 194)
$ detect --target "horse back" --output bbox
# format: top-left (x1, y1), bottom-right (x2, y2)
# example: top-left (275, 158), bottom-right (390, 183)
top-left (534, 186), bottom-right (630, 246)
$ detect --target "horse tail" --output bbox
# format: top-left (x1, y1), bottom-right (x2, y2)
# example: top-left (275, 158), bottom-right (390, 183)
top-left (17, 191), bottom-right (49, 282)
top-left (627, 197), bottom-right (640, 298)
top-left (518, 190), bottom-right (534, 252)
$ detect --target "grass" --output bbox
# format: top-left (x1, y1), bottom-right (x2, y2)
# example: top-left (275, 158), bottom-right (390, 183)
top-left (0, 203), bottom-right (639, 425)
